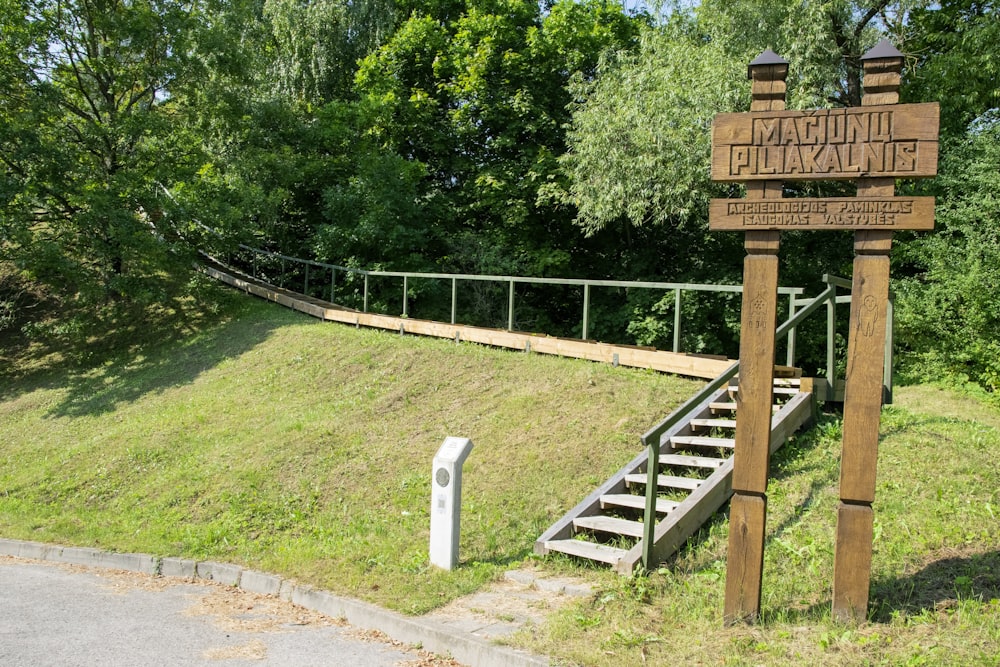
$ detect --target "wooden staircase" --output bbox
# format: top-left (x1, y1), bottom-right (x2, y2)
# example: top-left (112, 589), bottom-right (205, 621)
top-left (534, 374), bottom-right (815, 574)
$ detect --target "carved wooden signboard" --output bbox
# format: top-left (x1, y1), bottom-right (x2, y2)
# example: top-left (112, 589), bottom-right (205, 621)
top-left (708, 196), bottom-right (935, 231)
top-left (710, 41), bottom-right (939, 624)
top-left (712, 103), bottom-right (939, 181)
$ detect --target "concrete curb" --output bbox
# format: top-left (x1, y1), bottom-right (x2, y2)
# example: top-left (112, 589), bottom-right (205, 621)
top-left (0, 538), bottom-right (549, 667)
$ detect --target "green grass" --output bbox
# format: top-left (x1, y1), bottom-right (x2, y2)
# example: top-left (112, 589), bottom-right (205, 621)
top-left (3, 288), bottom-right (999, 664)
top-left (0, 288), bottom-right (699, 613)
top-left (515, 388), bottom-right (1000, 666)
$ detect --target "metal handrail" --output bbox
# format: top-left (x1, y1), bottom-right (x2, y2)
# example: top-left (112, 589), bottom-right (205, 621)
top-left (638, 275), bottom-right (868, 569)
top-left (232, 243), bottom-right (805, 354)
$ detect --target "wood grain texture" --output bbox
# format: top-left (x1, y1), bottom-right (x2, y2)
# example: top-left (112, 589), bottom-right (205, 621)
top-left (721, 56), bottom-right (786, 625)
top-left (709, 196), bottom-right (934, 231)
top-left (833, 503), bottom-right (874, 621)
top-left (839, 252), bottom-right (891, 503)
top-left (711, 103), bottom-right (939, 182)
top-left (200, 261), bottom-right (734, 380)
top-left (732, 251), bottom-right (779, 494)
top-left (724, 493), bottom-right (767, 624)
top-left (618, 392), bottom-right (816, 574)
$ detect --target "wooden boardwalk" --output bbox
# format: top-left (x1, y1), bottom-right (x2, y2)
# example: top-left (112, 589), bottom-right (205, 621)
top-left (202, 257), bottom-right (734, 381)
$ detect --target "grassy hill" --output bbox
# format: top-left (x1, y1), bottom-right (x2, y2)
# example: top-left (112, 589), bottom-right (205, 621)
top-left (0, 288), bottom-right (700, 613)
top-left (2, 287), bottom-right (999, 665)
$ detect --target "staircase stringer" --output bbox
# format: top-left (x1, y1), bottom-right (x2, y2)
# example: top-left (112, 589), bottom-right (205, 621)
top-left (615, 389), bottom-right (815, 574)
top-left (533, 384), bottom-right (733, 557)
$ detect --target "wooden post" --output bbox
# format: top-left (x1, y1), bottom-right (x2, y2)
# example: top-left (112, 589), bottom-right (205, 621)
top-left (832, 40), bottom-right (905, 622)
top-left (723, 50), bottom-right (787, 625)
top-left (710, 39), bottom-right (937, 626)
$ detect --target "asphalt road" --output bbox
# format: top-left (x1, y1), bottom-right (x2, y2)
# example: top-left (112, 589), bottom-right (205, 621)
top-left (0, 557), bottom-right (440, 667)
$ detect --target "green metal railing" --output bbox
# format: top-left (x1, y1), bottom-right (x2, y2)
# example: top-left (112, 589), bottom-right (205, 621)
top-left (638, 274), bottom-right (892, 569)
top-left (233, 244), bottom-right (808, 360)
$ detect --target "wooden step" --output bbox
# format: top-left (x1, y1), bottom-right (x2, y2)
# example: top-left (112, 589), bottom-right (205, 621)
top-left (709, 401), bottom-right (782, 413)
top-left (624, 473), bottom-right (703, 491)
top-left (670, 435), bottom-right (736, 449)
top-left (544, 539), bottom-right (628, 565)
top-left (574, 515), bottom-right (645, 538)
top-left (729, 386), bottom-right (800, 396)
top-left (690, 418), bottom-right (737, 430)
top-left (659, 453), bottom-right (728, 469)
top-left (600, 494), bottom-right (679, 513)
top-left (732, 377), bottom-right (802, 387)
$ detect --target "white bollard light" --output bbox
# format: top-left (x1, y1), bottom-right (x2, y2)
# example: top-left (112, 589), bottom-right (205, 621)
top-left (430, 437), bottom-right (474, 570)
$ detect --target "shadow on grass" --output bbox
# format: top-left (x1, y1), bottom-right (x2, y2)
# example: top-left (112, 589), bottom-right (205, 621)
top-left (869, 548), bottom-right (1000, 622)
top-left (754, 549), bottom-right (1000, 626)
top-left (1, 290), bottom-right (297, 418)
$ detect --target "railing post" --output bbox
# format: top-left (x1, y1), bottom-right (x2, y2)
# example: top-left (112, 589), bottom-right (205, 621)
top-left (403, 276), bottom-right (409, 317)
top-left (281, 258), bottom-right (286, 288)
top-left (304, 263), bottom-right (310, 296)
top-left (673, 289), bottom-right (682, 353)
top-left (642, 437), bottom-right (660, 570)
top-left (508, 280), bottom-right (515, 331)
top-left (786, 295), bottom-right (797, 367)
top-left (884, 295), bottom-right (894, 403)
top-left (451, 278), bottom-right (457, 324)
top-left (582, 284), bottom-right (590, 340)
top-left (330, 268), bottom-right (336, 303)
top-left (363, 273), bottom-right (369, 313)
top-left (827, 286), bottom-right (836, 400)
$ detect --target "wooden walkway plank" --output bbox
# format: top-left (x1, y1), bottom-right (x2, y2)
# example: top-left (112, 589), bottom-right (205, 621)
top-left (691, 418), bottom-right (737, 429)
top-left (616, 391), bottom-right (813, 574)
top-left (659, 454), bottom-right (728, 469)
top-left (670, 436), bottom-right (736, 449)
top-left (534, 386), bottom-right (732, 553)
top-left (200, 259), bottom-right (733, 380)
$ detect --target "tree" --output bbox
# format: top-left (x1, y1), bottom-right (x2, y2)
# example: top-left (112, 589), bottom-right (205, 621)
top-left (894, 120), bottom-right (1000, 395)
top-left (263, 0), bottom-right (398, 105)
top-left (559, 1), bottom-right (928, 239)
top-left (356, 0), bottom-right (641, 279)
top-left (0, 0), bottom-right (230, 306)
top-left (902, 0), bottom-right (1000, 138)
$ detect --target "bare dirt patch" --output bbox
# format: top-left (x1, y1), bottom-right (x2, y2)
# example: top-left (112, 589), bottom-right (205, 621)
top-left (182, 585), bottom-right (344, 633)
top-left (347, 628), bottom-right (466, 666)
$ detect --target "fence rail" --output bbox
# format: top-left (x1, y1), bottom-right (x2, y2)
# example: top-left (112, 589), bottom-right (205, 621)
top-left (232, 244), bottom-right (806, 360)
top-left (637, 272), bottom-right (890, 568)
top-left (223, 246), bottom-right (891, 399)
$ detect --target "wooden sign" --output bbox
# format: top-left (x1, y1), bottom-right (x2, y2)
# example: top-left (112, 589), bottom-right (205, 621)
top-left (709, 196), bottom-right (935, 231)
top-left (713, 40), bottom-right (940, 625)
top-left (712, 103), bottom-right (939, 181)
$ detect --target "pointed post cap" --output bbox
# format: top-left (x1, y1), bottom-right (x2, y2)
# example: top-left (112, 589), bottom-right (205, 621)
top-left (861, 38), bottom-right (903, 62)
top-left (747, 49), bottom-right (788, 79)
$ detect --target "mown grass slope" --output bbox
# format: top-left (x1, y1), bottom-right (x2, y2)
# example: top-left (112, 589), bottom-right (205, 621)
top-left (3, 287), bottom-right (999, 665)
top-left (0, 289), bottom-right (699, 613)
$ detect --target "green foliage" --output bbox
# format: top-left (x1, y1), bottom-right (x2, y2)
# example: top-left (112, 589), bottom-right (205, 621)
top-left (559, 1), bottom-right (925, 236)
top-left (2, 0), bottom-right (998, 395)
top-left (0, 0), bottom-right (233, 309)
top-left (356, 0), bottom-right (641, 277)
top-left (263, 0), bottom-right (397, 105)
top-left (903, 0), bottom-right (1000, 138)
top-left (557, 20), bottom-right (744, 235)
top-left (895, 121), bottom-right (1000, 396)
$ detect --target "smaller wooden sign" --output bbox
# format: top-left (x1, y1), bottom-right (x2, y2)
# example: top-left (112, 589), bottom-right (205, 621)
top-left (709, 196), bottom-right (934, 231)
